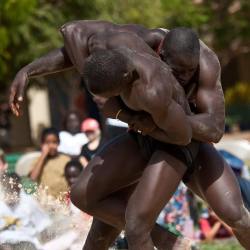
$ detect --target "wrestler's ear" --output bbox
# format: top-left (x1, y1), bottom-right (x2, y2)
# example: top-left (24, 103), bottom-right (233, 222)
top-left (123, 72), bottom-right (130, 80)
top-left (159, 49), bottom-right (165, 60)
top-left (123, 72), bottom-right (129, 77)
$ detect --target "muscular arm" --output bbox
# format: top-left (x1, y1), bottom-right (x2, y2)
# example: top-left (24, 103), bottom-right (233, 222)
top-left (187, 52), bottom-right (225, 143)
top-left (102, 96), bottom-right (136, 123)
top-left (9, 47), bottom-right (73, 115)
top-left (141, 72), bottom-right (192, 145)
top-left (20, 47), bottom-right (73, 78)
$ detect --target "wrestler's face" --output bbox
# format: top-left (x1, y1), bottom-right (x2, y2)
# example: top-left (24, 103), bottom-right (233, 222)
top-left (165, 54), bottom-right (198, 86)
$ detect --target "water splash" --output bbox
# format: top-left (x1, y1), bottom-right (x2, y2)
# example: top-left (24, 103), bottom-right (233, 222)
top-left (0, 177), bottom-right (92, 250)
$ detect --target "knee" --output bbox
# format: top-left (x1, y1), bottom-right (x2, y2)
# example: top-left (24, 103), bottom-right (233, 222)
top-left (230, 206), bottom-right (250, 230)
top-left (70, 179), bottom-right (97, 213)
top-left (220, 204), bottom-right (250, 229)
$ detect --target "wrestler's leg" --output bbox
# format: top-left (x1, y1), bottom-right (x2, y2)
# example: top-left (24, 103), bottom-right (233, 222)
top-left (83, 184), bottom-right (137, 250)
top-left (71, 133), bottom-right (147, 228)
top-left (71, 134), bottom-right (189, 250)
top-left (125, 150), bottom-right (188, 250)
top-left (187, 143), bottom-right (250, 249)
top-left (83, 219), bottom-right (120, 250)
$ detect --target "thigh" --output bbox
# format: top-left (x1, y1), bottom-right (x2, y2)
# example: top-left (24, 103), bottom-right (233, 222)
top-left (126, 150), bottom-right (188, 225)
top-left (74, 133), bottom-right (147, 202)
top-left (193, 143), bottom-right (244, 220)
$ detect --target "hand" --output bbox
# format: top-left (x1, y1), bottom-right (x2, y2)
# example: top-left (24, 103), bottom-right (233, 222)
top-left (9, 70), bottom-right (28, 117)
top-left (129, 113), bottom-right (156, 135)
top-left (41, 144), bottom-right (50, 158)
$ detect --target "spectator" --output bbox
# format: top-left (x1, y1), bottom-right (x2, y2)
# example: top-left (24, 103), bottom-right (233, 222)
top-left (29, 128), bottom-right (70, 198)
top-left (0, 149), bottom-right (8, 172)
top-left (79, 118), bottom-right (104, 167)
top-left (0, 173), bottom-right (51, 249)
top-left (58, 111), bottom-right (88, 156)
top-left (199, 208), bottom-right (233, 241)
top-left (64, 160), bottom-right (84, 215)
top-left (64, 160), bottom-right (83, 188)
top-left (157, 183), bottom-right (194, 238)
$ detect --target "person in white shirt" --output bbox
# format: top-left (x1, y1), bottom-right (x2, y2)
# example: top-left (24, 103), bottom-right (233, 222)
top-left (58, 111), bottom-right (88, 156)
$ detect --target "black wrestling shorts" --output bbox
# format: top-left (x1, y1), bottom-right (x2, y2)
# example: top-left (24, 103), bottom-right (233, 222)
top-left (129, 131), bottom-right (200, 182)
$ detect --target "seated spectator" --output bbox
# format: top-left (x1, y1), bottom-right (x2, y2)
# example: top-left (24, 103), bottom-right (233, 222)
top-left (64, 160), bottom-right (83, 188)
top-left (79, 118), bottom-right (104, 167)
top-left (157, 184), bottom-right (193, 237)
top-left (0, 173), bottom-right (51, 249)
top-left (0, 149), bottom-right (8, 172)
top-left (199, 208), bottom-right (233, 241)
top-left (29, 128), bottom-right (70, 198)
top-left (64, 160), bottom-right (84, 215)
top-left (58, 111), bottom-right (88, 156)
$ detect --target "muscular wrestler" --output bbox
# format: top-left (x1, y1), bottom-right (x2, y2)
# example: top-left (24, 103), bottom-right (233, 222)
top-left (81, 48), bottom-right (201, 250)
top-left (56, 21), bottom-right (250, 249)
top-left (9, 21), bottom-right (250, 249)
top-left (9, 27), bottom-right (195, 250)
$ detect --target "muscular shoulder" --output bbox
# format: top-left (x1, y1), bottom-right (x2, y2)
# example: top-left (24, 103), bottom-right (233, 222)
top-left (106, 32), bottom-right (158, 57)
top-left (60, 20), bottom-right (113, 37)
top-left (199, 41), bottom-right (221, 88)
top-left (133, 53), bottom-right (173, 110)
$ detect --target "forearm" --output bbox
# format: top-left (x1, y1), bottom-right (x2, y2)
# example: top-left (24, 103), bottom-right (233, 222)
top-left (30, 156), bottom-right (46, 181)
top-left (102, 97), bottom-right (136, 123)
top-left (148, 127), bottom-right (189, 145)
top-left (20, 47), bottom-right (73, 80)
top-left (187, 114), bottom-right (224, 143)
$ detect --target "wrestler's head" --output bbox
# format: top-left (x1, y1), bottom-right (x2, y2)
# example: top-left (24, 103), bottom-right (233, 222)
top-left (84, 49), bottom-right (134, 98)
top-left (64, 160), bottom-right (83, 187)
top-left (160, 27), bottom-right (200, 86)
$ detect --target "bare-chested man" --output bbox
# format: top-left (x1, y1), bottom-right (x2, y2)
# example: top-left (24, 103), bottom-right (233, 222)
top-left (9, 20), bottom-right (250, 249)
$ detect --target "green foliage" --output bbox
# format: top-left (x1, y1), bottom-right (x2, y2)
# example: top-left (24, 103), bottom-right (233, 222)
top-left (96, 0), bottom-right (164, 28)
top-left (0, 0), bottom-right (249, 94)
top-left (200, 240), bottom-right (243, 250)
top-left (225, 82), bottom-right (250, 106)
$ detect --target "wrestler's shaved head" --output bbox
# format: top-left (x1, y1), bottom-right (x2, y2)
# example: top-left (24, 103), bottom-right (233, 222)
top-left (84, 49), bottom-right (129, 97)
top-left (162, 27), bottom-right (200, 60)
top-left (160, 27), bottom-right (200, 85)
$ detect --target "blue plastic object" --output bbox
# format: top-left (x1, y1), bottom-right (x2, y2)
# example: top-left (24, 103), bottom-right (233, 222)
top-left (218, 149), bottom-right (244, 170)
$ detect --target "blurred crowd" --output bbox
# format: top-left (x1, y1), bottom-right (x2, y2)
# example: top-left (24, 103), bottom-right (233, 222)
top-left (0, 109), bottom-right (250, 249)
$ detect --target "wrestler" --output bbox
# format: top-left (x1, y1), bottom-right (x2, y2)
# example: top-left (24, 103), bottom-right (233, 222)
top-left (9, 28), bottom-right (195, 250)
top-left (80, 48), bottom-right (202, 250)
top-left (9, 22), bottom-right (250, 249)
top-left (56, 21), bottom-right (250, 249)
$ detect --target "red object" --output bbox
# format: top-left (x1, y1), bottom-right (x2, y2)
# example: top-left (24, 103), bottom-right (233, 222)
top-left (199, 217), bottom-right (232, 239)
top-left (81, 118), bottom-right (100, 132)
